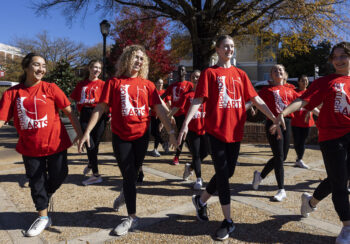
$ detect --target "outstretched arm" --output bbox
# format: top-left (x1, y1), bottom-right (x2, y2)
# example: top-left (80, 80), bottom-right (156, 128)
top-left (277, 98), bottom-right (308, 130)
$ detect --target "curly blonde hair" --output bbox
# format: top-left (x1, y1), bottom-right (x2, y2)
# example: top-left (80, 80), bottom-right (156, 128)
top-left (115, 45), bottom-right (149, 79)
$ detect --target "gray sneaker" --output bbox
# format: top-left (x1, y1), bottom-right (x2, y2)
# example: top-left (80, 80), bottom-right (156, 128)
top-left (183, 163), bottom-right (193, 180)
top-left (113, 216), bottom-right (139, 236)
top-left (113, 189), bottom-right (125, 211)
top-left (301, 193), bottom-right (316, 217)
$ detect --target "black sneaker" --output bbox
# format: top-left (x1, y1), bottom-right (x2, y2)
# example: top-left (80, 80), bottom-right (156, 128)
top-left (192, 195), bottom-right (209, 221)
top-left (215, 219), bottom-right (235, 241)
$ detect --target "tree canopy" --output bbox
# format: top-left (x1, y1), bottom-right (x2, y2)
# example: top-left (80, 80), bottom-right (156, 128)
top-left (35, 0), bottom-right (350, 69)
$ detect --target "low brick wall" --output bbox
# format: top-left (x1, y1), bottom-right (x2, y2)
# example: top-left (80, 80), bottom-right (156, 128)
top-left (242, 122), bottom-right (319, 145)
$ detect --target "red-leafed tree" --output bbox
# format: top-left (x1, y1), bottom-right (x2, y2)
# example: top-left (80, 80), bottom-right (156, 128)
top-left (107, 8), bottom-right (176, 82)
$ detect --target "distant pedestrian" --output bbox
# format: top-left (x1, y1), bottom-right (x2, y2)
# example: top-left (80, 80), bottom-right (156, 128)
top-left (70, 60), bottom-right (108, 186)
top-left (276, 42), bottom-right (350, 244)
top-left (178, 35), bottom-right (279, 240)
top-left (0, 53), bottom-right (82, 237)
top-left (252, 64), bottom-right (299, 202)
top-left (291, 75), bottom-right (315, 169)
top-left (162, 65), bottom-right (193, 165)
top-left (169, 70), bottom-right (209, 189)
top-left (78, 45), bottom-right (176, 236)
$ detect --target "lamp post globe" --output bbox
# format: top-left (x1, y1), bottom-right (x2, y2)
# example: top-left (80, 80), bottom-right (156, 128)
top-left (100, 20), bottom-right (111, 80)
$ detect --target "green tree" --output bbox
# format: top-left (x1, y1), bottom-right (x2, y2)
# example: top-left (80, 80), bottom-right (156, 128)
top-left (46, 59), bottom-right (78, 96)
top-left (36, 0), bottom-right (349, 70)
top-left (278, 40), bottom-right (333, 78)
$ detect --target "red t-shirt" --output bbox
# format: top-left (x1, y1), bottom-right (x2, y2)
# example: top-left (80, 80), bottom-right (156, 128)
top-left (100, 76), bottom-right (161, 141)
top-left (179, 90), bottom-right (206, 135)
top-left (195, 65), bottom-right (257, 143)
top-left (164, 80), bottom-right (193, 116)
top-left (291, 89), bottom-right (315, 127)
top-left (0, 81), bottom-right (72, 157)
top-left (70, 79), bottom-right (105, 111)
top-left (300, 74), bottom-right (350, 142)
top-left (258, 84), bottom-right (299, 118)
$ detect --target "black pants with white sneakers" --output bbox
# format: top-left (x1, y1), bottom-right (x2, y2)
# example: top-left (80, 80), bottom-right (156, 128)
top-left (23, 150), bottom-right (68, 211)
top-left (186, 131), bottom-right (209, 178)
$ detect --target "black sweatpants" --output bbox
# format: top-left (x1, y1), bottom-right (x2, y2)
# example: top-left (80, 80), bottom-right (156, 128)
top-left (206, 134), bottom-right (240, 205)
top-left (80, 107), bottom-right (107, 174)
top-left (23, 150), bottom-right (68, 211)
top-left (319, 133), bottom-right (350, 221)
top-left (112, 132), bottom-right (149, 215)
top-left (186, 130), bottom-right (209, 178)
top-left (292, 126), bottom-right (310, 160)
top-left (261, 118), bottom-right (291, 189)
top-left (151, 116), bottom-right (163, 150)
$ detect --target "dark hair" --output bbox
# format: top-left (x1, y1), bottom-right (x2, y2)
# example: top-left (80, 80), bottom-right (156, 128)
top-left (83, 59), bottom-right (102, 80)
top-left (215, 35), bottom-right (234, 48)
top-left (19, 53), bottom-right (45, 83)
top-left (329, 42), bottom-right (350, 61)
top-left (298, 74), bottom-right (308, 82)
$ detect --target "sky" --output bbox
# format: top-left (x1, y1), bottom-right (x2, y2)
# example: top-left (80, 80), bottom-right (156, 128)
top-left (0, 0), bottom-right (115, 48)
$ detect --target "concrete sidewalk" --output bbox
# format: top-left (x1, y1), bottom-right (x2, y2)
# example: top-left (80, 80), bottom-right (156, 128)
top-left (0, 125), bottom-right (342, 243)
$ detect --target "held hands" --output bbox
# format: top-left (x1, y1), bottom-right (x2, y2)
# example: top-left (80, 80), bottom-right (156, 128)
top-left (269, 113), bottom-right (285, 140)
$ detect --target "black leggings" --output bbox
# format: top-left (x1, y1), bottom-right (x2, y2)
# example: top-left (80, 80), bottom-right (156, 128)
top-left (175, 115), bottom-right (185, 158)
top-left (112, 132), bottom-right (149, 215)
top-left (319, 133), bottom-right (350, 221)
top-left (23, 150), bottom-right (68, 211)
top-left (80, 107), bottom-right (107, 174)
top-left (292, 126), bottom-right (310, 160)
top-left (261, 118), bottom-right (291, 189)
top-left (151, 116), bottom-right (163, 150)
top-left (206, 134), bottom-right (240, 205)
top-left (186, 131), bottom-right (209, 178)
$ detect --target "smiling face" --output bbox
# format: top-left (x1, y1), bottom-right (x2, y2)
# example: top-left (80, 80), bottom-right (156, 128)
top-left (298, 76), bottom-right (309, 90)
top-left (88, 61), bottom-right (102, 80)
top-left (25, 56), bottom-right (46, 84)
top-left (191, 71), bottom-right (200, 89)
top-left (331, 47), bottom-right (350, 75)
top-left (156, 78), bottom-right (164, 90)
top-left (130, 50), bottom-right (145, 75)
top-left (270, 65), bottom-right (286, 85)
top-left (216, 38), bottom-right (235, 62)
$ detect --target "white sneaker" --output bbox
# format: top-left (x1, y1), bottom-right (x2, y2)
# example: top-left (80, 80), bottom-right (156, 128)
top-left (25, 217), bottom-right (52, 237)
top-left (113, 216), bottom-right (139, 236)
top-left (295, 159), bottom-right (310, 169)
top-left (82, 175), bottom-right (102, 186)
top-left (273, 189), bottom-right (287, 202)
top-left (252, 171), bottom-right (262, 190)
top-left (193, 178), bottom-right (203, 190)
top-left (162, 142), bottom-right (170, 154)
top-left (336, 225), bottom-right (350, 244)
top-left (83, 165), bottom-right (92, 175)
top-left (150, 149), bottom-right (161, 157)
top-left (113, 189), bottom-right (125, 211)
top-left (300, 193), bottom-right (316, 217)
top-left (183, 163), bottom-right (193, 180)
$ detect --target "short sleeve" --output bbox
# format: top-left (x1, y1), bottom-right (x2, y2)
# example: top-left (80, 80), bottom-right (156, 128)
top-left (70, 82), bottom-right (81, 101)
top-left (300, 78), bottom-right (326, 110)
top-left (100, 78), bottom-right (115, 107)
top-left (241, 71), bottom-right (258, 102)
top-left (195, 69), bottom-right (210, 100)
top-left (51, 84), bottom-right (71, 109)
top-left (148, 81), bottom-right (162, 107)
top-left (0, 89), bottom-right (14, 121)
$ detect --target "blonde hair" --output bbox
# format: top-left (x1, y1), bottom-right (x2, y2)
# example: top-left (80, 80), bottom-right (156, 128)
top-left (115, 45), bottom-right (149, 79)
top-left (271, 64), bottom-right (288, 84)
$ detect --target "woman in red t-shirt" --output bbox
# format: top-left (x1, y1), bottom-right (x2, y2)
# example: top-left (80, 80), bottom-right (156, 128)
top-left (0, 53), bottom-right (82, 237)
top-left (170, 70), bottom-right (209, 190)
top-left (70, 60), bottom-right (108, 186)
top-left (252, 64), bottom-right (299, 202)
top-left (78, 45), bottom-right (176, 237)
top-left (178, 35), bottom-right (279, 240)
top-left (291, 75), bottom-right (315, 169)
top-left (276, 42), bottom-right (350, 244)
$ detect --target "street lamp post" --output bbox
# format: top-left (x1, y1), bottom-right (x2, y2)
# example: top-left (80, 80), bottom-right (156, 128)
top-left (100, 20), bottom-right (111, 81)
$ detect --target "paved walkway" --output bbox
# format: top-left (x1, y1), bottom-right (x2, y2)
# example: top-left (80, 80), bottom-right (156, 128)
top-left (0, 125), bottom-right (343, 243)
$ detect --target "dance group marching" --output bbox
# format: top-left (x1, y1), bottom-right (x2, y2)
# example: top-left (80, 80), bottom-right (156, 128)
top-left (0, 35), bottom-right (350, 243)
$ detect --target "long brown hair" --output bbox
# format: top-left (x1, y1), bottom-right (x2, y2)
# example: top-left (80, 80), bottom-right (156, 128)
top-left (19, 53), bottom-right (46, 83)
